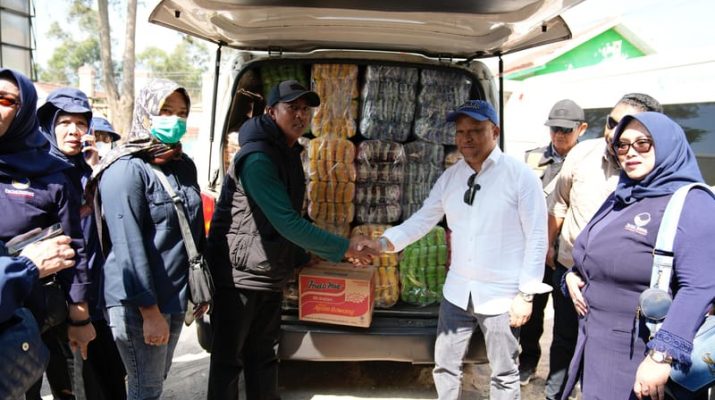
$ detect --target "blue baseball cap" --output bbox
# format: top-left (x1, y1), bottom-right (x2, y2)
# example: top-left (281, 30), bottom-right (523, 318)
top-left (446, 100), bottom-right (499, 126)
top-left (91, 116), bottom-right (121, 142)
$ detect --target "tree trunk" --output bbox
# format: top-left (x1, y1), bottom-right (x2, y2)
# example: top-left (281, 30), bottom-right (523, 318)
top-left (96, 0), bottom-right (137, 140)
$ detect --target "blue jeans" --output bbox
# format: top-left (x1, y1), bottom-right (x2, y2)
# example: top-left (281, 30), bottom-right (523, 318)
top-left (434, 299), bottom-right (521, 400)
top-left (107, 306), bottom-right (183, 400)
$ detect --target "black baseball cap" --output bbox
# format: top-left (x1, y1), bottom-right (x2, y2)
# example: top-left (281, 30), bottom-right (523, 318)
top-left (544, 99), bottom-right (584, 129)
top-left (267, 80), bottom-right (320, 107)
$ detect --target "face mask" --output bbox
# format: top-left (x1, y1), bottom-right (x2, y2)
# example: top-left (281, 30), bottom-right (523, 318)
top-left (150, 115), bottom-right (187, 144)
top-left (95, 141), bottom-right (112, 159)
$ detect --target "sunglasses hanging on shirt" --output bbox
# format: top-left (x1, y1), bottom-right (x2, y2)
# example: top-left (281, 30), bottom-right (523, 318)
top-left (464, 173), bottom-right (480, 205)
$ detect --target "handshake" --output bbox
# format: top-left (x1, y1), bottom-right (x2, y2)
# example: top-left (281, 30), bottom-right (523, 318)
top-left (343, 235), bottom-right (394, 266)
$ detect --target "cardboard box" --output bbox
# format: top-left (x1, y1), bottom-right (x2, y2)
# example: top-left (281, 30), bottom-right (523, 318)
top-left (299, 262), bottom-right (375, 328)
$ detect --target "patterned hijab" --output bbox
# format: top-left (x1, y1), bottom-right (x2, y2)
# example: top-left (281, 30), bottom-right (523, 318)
top-left (0, 68), bottom-right (70, 177)
top-left (91, 78), bottom-right (190, 179)
top-left (612, 112), bottom-right (703, 205)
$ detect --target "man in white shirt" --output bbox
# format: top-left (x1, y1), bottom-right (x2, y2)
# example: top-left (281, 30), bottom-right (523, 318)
top-left (369, 100), bottom-right (548, 399)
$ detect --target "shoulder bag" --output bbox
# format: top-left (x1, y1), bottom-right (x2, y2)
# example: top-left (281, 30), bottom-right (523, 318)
top-left (639, 183), bottom-right (715, 395)
top-left (150, 165), bottom-right (215, 309)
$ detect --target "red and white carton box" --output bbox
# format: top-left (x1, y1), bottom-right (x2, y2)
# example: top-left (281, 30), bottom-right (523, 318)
top-left (299, 262), bottom-right (375, 328)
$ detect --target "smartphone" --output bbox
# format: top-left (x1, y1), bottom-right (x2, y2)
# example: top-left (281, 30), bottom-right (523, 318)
top-left (6, 223), bottom-right (64, 256)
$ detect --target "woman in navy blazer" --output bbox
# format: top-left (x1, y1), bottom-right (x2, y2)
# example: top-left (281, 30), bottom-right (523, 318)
top-left (563, 112), bottom-right (715, 400)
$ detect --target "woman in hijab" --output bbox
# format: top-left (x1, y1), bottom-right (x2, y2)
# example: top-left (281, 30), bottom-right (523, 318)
top-left (37, 88), bottom-right (127, 400)
top-left (92, 79), bottom-right (204, 400)
top-left (0, 69), bottom-right (95, 399)
top-left (563, 112), bottom-right (715, 400)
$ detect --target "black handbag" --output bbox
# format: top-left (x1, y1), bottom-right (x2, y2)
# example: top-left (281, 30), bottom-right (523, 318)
top-left (37, 275), bottom-right (69, 333)
top-left (150, 165), bottom-right (215, 309)
top-left (0, 308), bottom-right (50, 399)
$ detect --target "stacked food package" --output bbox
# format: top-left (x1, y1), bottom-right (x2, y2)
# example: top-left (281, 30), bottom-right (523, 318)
top-left (354, 140), bottom-right (404, 224)
top-left (311, 64), bottom-right (360, 138)
top-left (260, 64), bottom-right (310, 100)
top-left (359, 65), bottom-right (418, 142)
top-left (413, 69), bottom-right (472, 145)
top-left (401, 141), bottom-right (445, 219)
top-left (399, 226), bottom-right (448, 306)
top-left (351, 224), bottom-right (399, 308)
top-left (306, 138), bottom-right (357, 237)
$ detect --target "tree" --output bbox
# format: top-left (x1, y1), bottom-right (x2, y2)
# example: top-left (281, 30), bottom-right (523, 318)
top-left (97, 0), bottom-right (137, 136)
top-left (137, 37), bottom-right (210, 101)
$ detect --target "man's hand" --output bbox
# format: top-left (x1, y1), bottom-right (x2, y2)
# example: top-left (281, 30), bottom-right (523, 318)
top-left (509, 295), bottom-right (533, 327)
top-left (68, 302), bottom-right (96, 360)
top-left (345, 235), bottom-right (378, 265)
top-left (20, 235), bottom-right (75, 278)
top-left (140, 305), bottom-right (170, 346)
top-left (565, 271), bottom-right (588, 316)
top-left (545, 245), bottom-right (557, 270)
top-left (633, 356), bottom-right (671, 400)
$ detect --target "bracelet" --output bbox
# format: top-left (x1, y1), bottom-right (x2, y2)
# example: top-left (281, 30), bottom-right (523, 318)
top-left (67, 317), bottom-right (92, 327)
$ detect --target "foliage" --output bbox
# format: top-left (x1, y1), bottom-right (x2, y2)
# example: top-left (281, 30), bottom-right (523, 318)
top-left (137, 36), bottom-right (210, 100)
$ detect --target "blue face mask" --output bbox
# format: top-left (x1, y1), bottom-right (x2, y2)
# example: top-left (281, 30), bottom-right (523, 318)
top-left (150, 115), bottom-right (187, 144)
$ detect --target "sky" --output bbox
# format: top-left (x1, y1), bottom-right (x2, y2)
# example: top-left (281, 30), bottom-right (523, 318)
top-left (33, 0), bottom-right (715, 69)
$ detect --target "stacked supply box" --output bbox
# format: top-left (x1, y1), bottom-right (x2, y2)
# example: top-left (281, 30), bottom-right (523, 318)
top-left (311, 64), bottom-right (360, 138)
top-left (354, 140), bottom-right (404, 224)
top-left (402, 140), bottom-right (445, 219)
top-left (351, 224), bottom-right (400, 308)
top-left (399, 226), bottom-right (448, 306)
top-left (359, 65), bottom-right (418, 142)
top-left (299, 262), bottom-right (375, 328)
top-left (413, 69), bottom-right (472, 145)
top-left (306, 137), bottom-right (357, 237)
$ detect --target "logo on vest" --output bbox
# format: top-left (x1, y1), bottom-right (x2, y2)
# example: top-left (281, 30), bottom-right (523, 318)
top-left (625, 212), bottom-right (650, 236)
top-left (4, 178), bottom-right (34, 199)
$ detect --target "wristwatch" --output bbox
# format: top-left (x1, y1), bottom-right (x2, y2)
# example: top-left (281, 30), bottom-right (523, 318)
top-left (648, 349), bottom-right (673, 364)
top-left (518, 291), bottom-right (534, 302)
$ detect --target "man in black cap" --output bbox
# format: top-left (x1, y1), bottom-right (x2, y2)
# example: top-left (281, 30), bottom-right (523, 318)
top-left (206, 80), bottom-right (375, 400)
top-left (520, 99), bottom-right (587, 388)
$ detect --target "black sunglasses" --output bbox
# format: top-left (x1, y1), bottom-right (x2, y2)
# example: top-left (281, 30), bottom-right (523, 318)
top-left (615, 138), bottom-right (654, 155)
top-left (463, 173), bottom-right (481, 205)
top-left (606, 115), bottom-right (619, 130)
top-left (550, 126), bottom-right (574, 134)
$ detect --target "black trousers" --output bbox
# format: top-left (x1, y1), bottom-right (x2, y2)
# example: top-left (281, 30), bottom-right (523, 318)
top-left (547, 264), bottom-right (579, 400)
top-left (207, 288), bottom-right (282, 400)
top-left (26, 323), bottom-right (74, 400)
top-left (519, 265), bottom-right (552, 372)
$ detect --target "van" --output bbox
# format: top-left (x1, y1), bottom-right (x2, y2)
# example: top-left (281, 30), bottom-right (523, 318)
top-left (503, 50), bottom-right (715, 184)
top-left (149, 0), bottom-right (584, 363)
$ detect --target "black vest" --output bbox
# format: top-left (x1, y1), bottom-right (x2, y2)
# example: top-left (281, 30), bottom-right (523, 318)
top-left (206, 115), bottom-right (306, 291)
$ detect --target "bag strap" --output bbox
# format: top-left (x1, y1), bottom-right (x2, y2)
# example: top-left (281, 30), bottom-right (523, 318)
top-left (150, 164), bottom-right (200, 261)
top-left (648, 183), bottom-right (715, 332)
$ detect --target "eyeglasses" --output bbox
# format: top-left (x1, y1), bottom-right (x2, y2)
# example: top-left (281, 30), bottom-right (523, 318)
top-left (0, 95), bottom-right (20, 108)
top-left (550, 126), bottom-right (574, 134)
top-left (463, 173), bottom-right (481, 205)
top-left (615, 138), bottom-right (654, 155)
top-left (606, 116), bottom-right (619, 130)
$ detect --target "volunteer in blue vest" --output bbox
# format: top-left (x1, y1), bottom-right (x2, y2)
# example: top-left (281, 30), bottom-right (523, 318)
top-left (367, 99), bottom-right (549, 400)
top-left (206, 80), bottom-right (376, 400)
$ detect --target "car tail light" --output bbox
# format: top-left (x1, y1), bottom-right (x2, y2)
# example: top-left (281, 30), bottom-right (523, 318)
top-left (201, 191), bottom-right (216, 236)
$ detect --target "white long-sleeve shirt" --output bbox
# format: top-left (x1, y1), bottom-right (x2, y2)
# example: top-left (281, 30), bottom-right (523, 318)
top-left (383, 146), bottom-right (548, 315)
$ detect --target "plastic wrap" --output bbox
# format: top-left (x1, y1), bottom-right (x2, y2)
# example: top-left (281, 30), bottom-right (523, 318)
top-left (414, 69), bottom-right (472, 144)
top-left (261, 64), bottom-right (310, 101)
top-left (354, 140), bottom-right (405, 224)
top-left (444, 148), bottom-right (464, 169)
top-left (306, 137), bottom-right (357, 235)
top-left (351, 224), bottom-right (400, 308)
top-left (359, 66), bottom-right (418, 142)
top-left (311, 64), bottom-right (359, 138)
top-left (399, 226), bottom-right (448, 306)
top-left (402, 141), bottom-right (445, 219)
